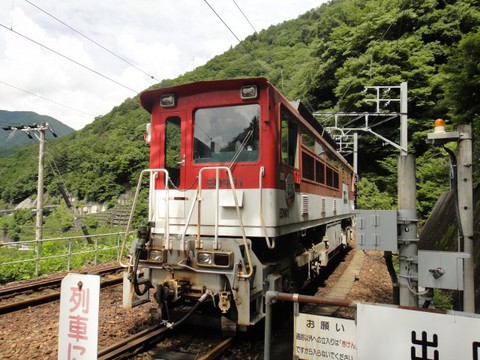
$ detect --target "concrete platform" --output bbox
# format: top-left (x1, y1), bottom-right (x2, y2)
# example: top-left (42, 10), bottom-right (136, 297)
top-left (311, 249), bottom-right (365, 316)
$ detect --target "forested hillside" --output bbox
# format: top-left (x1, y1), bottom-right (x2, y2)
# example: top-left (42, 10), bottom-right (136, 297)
top-left (0, 0), bottom-right (479, 222)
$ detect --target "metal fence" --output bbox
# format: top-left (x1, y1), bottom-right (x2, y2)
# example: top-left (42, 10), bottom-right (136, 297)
top-left (0, 232), bottom-right (131, 278)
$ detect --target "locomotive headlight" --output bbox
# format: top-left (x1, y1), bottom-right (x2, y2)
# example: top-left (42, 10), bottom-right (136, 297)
top-left (149, 249), bottom-right (166, 262)
top-left (160, 93), bottom-right (176, 108)
top-left (197, 252), bottom-right (213, 265)
top-left (241, 85), bottom-right (257, 100)
top-left (197, 251), bottom-right (233, 268)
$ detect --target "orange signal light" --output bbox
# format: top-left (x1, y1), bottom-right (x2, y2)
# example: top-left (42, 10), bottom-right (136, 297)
top-left (434, 118), bottom-right (445, 133)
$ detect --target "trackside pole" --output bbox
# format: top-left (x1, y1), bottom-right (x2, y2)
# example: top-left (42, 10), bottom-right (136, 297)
top-left (457, 125), bottom-right (474, 313)
top-left (398, 155), bottom-right (419, 307)
top-left (427, 123), bottom-right (475, 313)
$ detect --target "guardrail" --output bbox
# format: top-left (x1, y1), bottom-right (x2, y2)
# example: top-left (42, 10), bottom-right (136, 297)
top-left (0, 232), bottom-right (133, 278)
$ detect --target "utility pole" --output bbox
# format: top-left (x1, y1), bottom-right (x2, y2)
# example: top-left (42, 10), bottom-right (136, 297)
top-left (2, 123), bottom-right (56, 245)
top-left (400, 82), bottom-right (408, 156)
top-left (396, 82), bottom-right (419, 307)
top-left (458, 124), bottom-right (474, 312)
top-left (428, 122), bottom-right (474, 312)
top-left (36, 127), bottom-right (45, 243)
top-left (397, 155), bottom-right (419, 307)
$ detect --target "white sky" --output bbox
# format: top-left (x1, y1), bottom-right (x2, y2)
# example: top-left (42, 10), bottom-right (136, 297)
top-left (0, 0), bottom-right (324, 130)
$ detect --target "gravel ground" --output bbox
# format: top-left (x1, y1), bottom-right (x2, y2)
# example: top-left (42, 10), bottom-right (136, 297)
top-left (318, 248), bottom-right (393, 318)
top-left (0, 248), bottom-right (393, 359)
top-left (0, 278), bottom-right (156, 359)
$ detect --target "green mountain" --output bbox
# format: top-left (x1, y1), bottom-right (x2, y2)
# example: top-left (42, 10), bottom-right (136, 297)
top-left (0, 110), bottom-right (75, 156)
top-left (0, 0), bottom-right (479, 219)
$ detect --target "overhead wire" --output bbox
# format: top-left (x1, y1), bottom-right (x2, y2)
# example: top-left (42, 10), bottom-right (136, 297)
top-left (0, 79), bottom-right (96, 117)
top-left (23, 0), bottom-right (160, 83)
top-left (203, 0), bottom-right (319, 113)
top-left (0, 23), bottom-right (139, 94)
top-left (202, 0), bottom-right (272, 74)
top-left (231, 0), bottom-right (257, 34)
top-left (216, 1), bottom-right (317, 113)
top-left (203, 0), bottom-right (244, 46)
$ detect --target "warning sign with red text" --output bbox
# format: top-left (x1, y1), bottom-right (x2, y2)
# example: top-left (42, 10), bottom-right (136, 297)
top-left (58, 273), bottom-right (100, 360)
top-left (294, 313), bottom-right (357, 360)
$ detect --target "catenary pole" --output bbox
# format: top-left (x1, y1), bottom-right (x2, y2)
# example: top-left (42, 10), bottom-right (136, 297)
top-left (397, 81), bottom-right (419, 307)
top-left (457, 124), bottom-right (474, 312)
top-left (398, 155), bottom-right (419, 307)
top-left (400, 82), bottom-right (408, 156)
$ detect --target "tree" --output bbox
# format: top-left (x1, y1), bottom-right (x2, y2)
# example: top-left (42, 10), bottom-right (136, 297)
top-left (356, 177), bottom-right (395, 210)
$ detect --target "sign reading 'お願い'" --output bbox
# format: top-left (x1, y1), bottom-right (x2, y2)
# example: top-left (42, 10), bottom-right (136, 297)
top-left (294, 312), bottom-right (357, 360)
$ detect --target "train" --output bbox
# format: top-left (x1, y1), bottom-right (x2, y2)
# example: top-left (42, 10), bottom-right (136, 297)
top-left (119, 77), bottom-right (355, 333)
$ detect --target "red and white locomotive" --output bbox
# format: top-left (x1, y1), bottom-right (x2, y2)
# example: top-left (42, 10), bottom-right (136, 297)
top-left (120, 77), bottom-right (355, 332)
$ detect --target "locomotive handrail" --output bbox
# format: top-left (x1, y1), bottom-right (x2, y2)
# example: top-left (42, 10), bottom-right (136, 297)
top-left (118, 168), bottom-right (169, 268)
top-left (259, 166), bottom-right (275, 249)
top-left (180, 166), bottom-right (254, 279)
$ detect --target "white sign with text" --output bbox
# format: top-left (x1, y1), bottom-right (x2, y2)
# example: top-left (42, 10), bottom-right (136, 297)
top-left (294, 312), bottom-right (357, 359)
top-left (58, 273), bottom-right (100, 360)
top-left (357, 303), bottom-right (480, 360)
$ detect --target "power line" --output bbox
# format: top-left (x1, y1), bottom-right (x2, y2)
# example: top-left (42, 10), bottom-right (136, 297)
top-left (24, 0), bottom-right (160, 83)
top-left (0, 79), bottom-right (96, 117)
top-left (202, 0), bottom-right (271, 74)
top-left (203, 0), bottom-right (244, 45)
top-left (231, 0), bottom-right (257, 33)
top-left (203, 1), bottom-right (317, 113)
top-left (0, 23), bottom-right (140, 94)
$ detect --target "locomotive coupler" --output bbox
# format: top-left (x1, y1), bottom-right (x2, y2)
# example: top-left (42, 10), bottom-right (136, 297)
top-left (218, 291), bottom-right (231, 313)
top-left (162, 279), bottom-right (191, 302)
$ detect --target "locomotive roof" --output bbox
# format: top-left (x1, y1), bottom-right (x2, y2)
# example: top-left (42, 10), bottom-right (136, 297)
top-left (139, 77), bottom-right (348, 168)
top-left (139, 77), bottom-right (270, 113)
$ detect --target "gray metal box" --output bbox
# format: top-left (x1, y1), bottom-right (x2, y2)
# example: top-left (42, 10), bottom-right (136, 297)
top-left (418, 250), bottom-right (469, 290)
top-left (356, 210), bottom-right (397, 251)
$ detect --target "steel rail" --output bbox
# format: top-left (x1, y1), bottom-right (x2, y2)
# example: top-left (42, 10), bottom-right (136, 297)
top-left (0, 275), bottom-right (123, 315)
top-left (197, 337), bottom-right (235, 360)
top-left (0, 263), bottom-right (122, 298)
top-left (97, 325), bottom-right (168, 360)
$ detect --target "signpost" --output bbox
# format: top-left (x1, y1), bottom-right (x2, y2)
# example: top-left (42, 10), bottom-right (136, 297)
top-left (294, 313), bottom-right (357, 360)
top-left (357, 303), bottom-right (480, 359)
top-left (265, 292), bottom-right (480, 360)
top-left (58, 273), bottom-right (100, 360)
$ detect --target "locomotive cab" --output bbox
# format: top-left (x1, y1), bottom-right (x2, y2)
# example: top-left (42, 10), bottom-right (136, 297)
top-left (119, 78), bottom-right (355, 332)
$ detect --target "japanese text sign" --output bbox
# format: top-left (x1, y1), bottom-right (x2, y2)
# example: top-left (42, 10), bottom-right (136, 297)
top-left (294, 312), bottom-right (357, 360)
top-left (58, 273), bottom-right (100, 360)
top-left (357, 303), bottom-right (480, 360)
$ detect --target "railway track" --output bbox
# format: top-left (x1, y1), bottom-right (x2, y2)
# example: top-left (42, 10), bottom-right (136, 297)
top-left (0, 263), bottom-right (122, 298)
top-left (98, 325), bottom-right (168, 360)
top-left (97, 324), bottom-right (234, 360)
top-left (0, 244), bottom-right (390, 360)
top-left (0, 263), bottom-right (123, 315)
